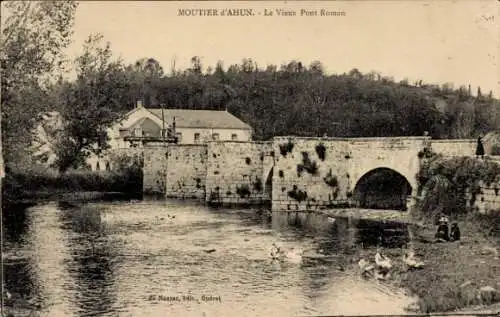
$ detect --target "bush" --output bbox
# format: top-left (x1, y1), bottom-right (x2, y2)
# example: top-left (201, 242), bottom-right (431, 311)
top-left (468, 209), bottom-right (500, 237)
top-left (416, 155), bottom-right (500, 221)
top-left (2, 162), bottom-right (143, 204)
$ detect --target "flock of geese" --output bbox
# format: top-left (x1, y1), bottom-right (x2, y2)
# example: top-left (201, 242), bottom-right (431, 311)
top-left (358, 247), bottom-right (425, 280)
top-left (269, 240), bottom-right (425, 281)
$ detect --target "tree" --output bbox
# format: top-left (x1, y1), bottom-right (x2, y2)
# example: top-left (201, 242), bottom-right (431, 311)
top-left (1, 1), bottom-right (78, 169)
top-left (189, 56), bottom-right (203, 75)
top-left (53, 34), bottom-right (129, 173)
top-left (124, 57), bottom-right (165, 107)
top-left (309, 61), bottom-right (324, 74)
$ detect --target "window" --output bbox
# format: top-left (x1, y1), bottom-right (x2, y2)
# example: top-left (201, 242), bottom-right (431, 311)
top-left (231, 133), bottom-right (238, 141)
top-left (212, 133), bottom-right (220, 141)
top-left (133, 128), bottom-right (142, 137)
top-left (175, 132), bottom-right (182, 142)
top-left (194, 133), bottom-right (200, 143)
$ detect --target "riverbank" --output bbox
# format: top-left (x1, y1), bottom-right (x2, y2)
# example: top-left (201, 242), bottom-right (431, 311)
top-left (349, 211), bottom-right (500, 314)
top-left (400, 215), bottom-right (499, 313)
top-left (1, 166), bottom-right (143, 207)
top-left (3, 190), bottom-right (134, 208)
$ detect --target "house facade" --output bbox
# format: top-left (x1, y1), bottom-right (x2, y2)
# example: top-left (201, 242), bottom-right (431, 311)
top-left (107, 105), bottom-right (253, 147)
top-left (146, 108), bottom-right (252, 145)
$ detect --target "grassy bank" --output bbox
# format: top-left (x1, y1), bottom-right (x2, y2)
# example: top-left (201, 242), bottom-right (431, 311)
top-left (2, 165), bottom-right (143, 205)
top-left (397, 211), bottom-right (500, 313)
top-left (356, 210), bottom-right (499, 314)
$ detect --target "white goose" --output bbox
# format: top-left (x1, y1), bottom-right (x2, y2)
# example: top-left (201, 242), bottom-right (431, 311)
top-left (285, 247), bottom-right (304, 264)
top-left (375, 249), bottom-right (393, 270)
top-left (403, 250), bottom-right (424, 269)
top-left (270, 243), bottom-right (285, 261)
top-left (358, 259), bottom-right (375, 277)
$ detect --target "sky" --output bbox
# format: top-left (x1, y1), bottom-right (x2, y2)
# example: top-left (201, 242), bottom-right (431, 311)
top-left (63, 1), bottom-right (500, 96)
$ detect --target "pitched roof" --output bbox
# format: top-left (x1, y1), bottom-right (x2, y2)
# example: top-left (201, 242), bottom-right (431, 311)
top-left (146, 109), bottom-right (252, 130)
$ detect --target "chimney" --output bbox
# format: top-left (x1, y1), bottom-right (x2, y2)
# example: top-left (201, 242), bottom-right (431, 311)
top-left (136, 100), bottom-right (143, 108)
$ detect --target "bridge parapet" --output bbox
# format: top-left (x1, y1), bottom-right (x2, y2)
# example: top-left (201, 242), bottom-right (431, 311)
top-left (430, 139), bottom-right (476, 157)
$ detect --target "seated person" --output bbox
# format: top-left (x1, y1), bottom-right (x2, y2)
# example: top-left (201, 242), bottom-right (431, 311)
top-left (449, 222), bottom-right (461, 241)
top-left (435, 217), bottom-right (450, 242)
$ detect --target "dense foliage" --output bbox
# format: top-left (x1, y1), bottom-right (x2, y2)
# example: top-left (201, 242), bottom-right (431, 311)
top-left (417, 153), bottom-right (500, 221)
top-left (2, 150), bottom-right (143, 202)
top-left (1, 1), bottom-right (78, 169)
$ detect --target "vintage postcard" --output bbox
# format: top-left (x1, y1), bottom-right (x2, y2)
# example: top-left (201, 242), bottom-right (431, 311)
top-left (1, 1), bottom-right (499, 317)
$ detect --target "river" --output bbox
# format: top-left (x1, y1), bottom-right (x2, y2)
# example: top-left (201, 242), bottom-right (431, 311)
top-left (2, 198), bottom-right (417, 317)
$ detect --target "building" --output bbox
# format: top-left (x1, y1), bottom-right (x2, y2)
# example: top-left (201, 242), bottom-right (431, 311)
top-left (107, 103), bottom-right (253, 148)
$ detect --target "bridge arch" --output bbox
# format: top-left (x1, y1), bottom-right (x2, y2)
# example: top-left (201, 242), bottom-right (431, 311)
top-left (352, 167), bottom-right (412, 211)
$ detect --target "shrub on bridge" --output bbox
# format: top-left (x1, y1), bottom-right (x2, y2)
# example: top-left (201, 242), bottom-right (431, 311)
top-left (296, 152), bottom-right (319, 176)
top-left (315, 143), bottom-right (326, 161)
top-left (278, 139), bottom-right (295, 157)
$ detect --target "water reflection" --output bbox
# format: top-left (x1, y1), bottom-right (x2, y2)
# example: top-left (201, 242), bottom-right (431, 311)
top-left (2, 202), bottom-right (33, 243)
top-left (3, 258), bottom-right (36, 301)
top-left (59, 204), bottom-right (119, 317)
top-left (3, 200), bottom-right (415, 317)
top-left (68, 236), bottom-right (118, 317)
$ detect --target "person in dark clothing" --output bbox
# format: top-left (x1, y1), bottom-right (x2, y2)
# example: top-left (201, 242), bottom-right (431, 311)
top-left (435, 216), bottom-right (450, 242)
top-left (476, 136), bottom-right (485, 157)
top-left (450, 222), bottom-right (461, 241)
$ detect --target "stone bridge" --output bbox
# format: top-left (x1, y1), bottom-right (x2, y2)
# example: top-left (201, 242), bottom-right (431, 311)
top-left (142, 136), bottom-right (478, 212)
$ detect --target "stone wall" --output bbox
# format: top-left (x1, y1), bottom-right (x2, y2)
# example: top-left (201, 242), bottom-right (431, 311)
top-left (271, 137), bottom-right (350, 211)
top-left (475, 186), bottom-right (500, 214)
top-left (205, 141), bottom-right (273, 205)
top-left (431, 139), bottom-right (477, 157)
top-left (165, 144), bottom-right (207, 199)
top-left (143, 146), bottom-right (168, 195)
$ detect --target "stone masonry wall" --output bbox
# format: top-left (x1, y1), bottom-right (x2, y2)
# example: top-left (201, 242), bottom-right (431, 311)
top-left (475, 186), bottom-right (500, 214)
top-left (271, 137), bottom-right (350, 211)
top-left (165, 144), bottom-right (207, 199)
top-left (143, 146), bottom-right (168, 195)
top-left (205, 141), bottom-right (273, 205)
top-left (431, 140), bottom-right (476, 157)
